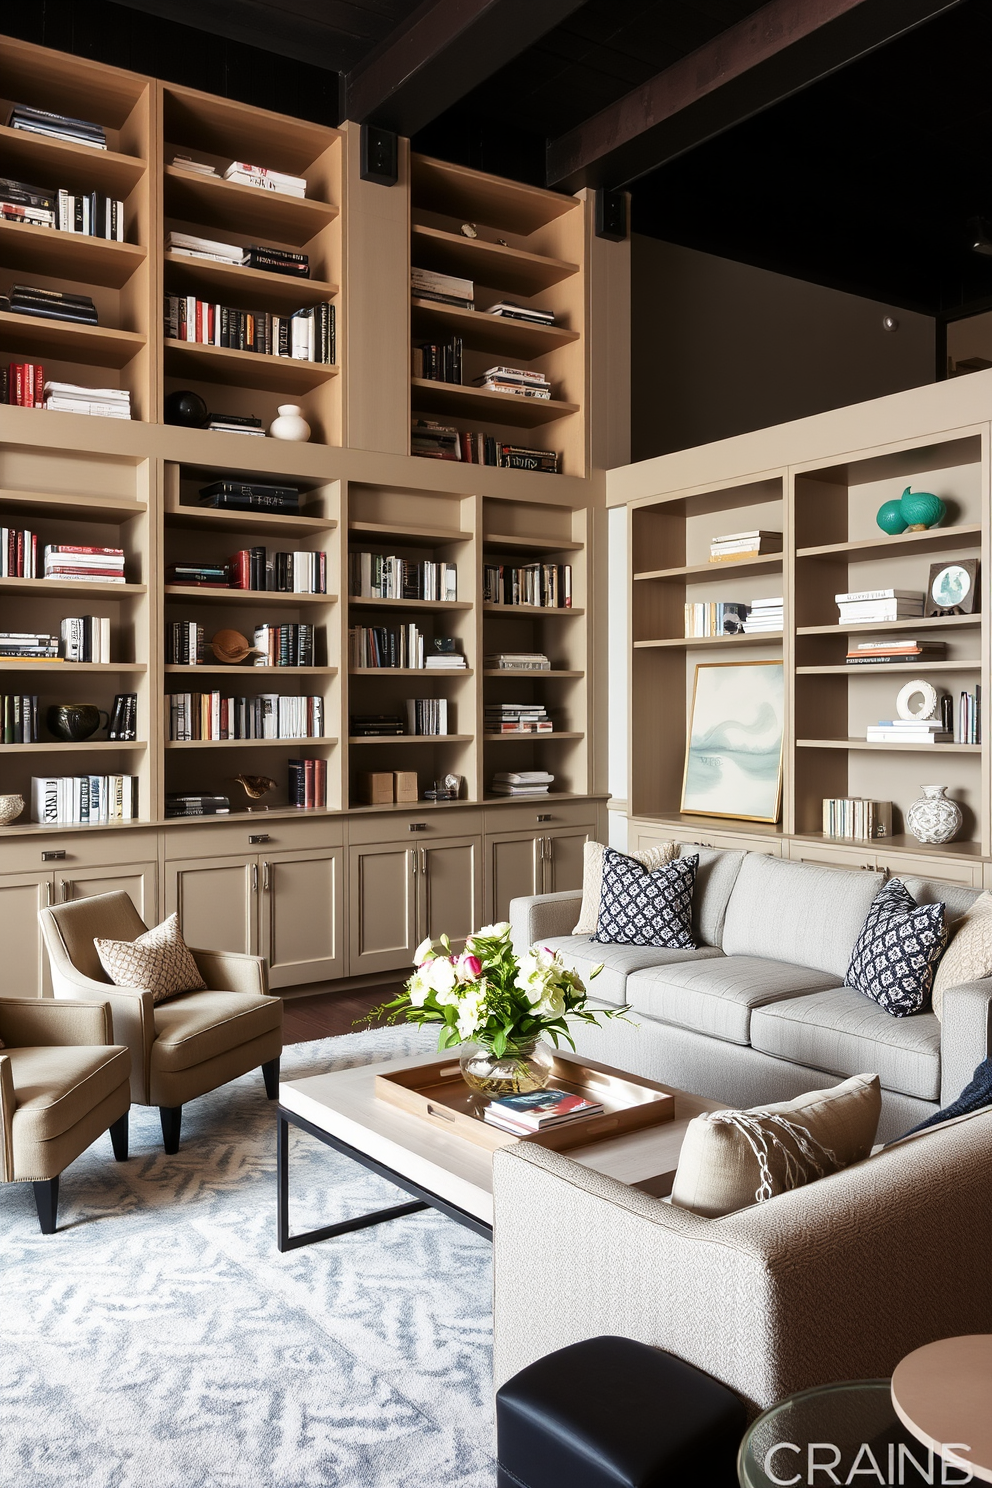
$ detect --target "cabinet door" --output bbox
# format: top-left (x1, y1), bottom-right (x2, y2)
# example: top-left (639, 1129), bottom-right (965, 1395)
top-left (787, 841), bottom-right (877, 871)
top-left (57, 862), bottom-right (159, 925)
top-left (165, 856), bottom-right (258, 954)
top-left (488, 832), bottom-right (543, 925)
top-left (0, 872), bottom-right (53, 998)
top-left (261, 848), bottom-right (344, 988)
top-left (420, 836), bottom-right (484, 953)
top-left (544, 828), bottom-right (594, 895)
top-left (348, 843), bottom-right (418, 976)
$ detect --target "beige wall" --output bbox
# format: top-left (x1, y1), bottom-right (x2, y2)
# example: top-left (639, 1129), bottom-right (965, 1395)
top-left (631, 236), bottom-right (935, 461)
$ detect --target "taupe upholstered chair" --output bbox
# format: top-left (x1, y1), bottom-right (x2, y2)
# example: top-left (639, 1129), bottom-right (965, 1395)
top-left (39, 891), bottom-right (282, 1154)
top-left (0, 997), bottom-right (130, 1233)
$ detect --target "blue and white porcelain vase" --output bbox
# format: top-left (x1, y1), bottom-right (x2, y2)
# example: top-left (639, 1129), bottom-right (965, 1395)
top-left (906, 785), bottom-right (962, 845)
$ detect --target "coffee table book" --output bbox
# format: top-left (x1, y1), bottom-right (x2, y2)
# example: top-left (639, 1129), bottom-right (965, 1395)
top-left (374, 1052), bottom-right (676, 1153)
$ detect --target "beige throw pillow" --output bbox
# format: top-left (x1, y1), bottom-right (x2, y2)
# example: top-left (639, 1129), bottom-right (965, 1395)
top-left (572, 840), bottom-right (678, 934)
top-left (931, 891), bottom-right (992, 1020)
top-left (670, 1073), bottom-right (881, 1218)
top-left (95, 913), bottom-right (206, 1004)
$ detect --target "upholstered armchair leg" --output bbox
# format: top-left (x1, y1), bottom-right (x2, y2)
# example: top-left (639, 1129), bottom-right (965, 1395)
top-left (33, 1177), bottom-right (59, 1235)
top-left (160, 1105), bottom-right (183, 1154)
top-left (109, 1112), bottom-right (129, 1161)
top-left (262, 1057), bottom-right (280, 1100)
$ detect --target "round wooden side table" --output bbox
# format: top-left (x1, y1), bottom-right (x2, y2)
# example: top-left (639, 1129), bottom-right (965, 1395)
top-left (891, 1334), bottom-right (992, 1484)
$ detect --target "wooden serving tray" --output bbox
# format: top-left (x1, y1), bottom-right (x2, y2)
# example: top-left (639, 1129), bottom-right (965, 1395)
top-left (375, 1050), bottom-right (676, 1153)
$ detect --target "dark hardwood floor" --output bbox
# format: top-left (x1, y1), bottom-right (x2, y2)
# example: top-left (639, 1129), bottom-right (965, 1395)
top-left (281, 984), bottom-right (403, 1043)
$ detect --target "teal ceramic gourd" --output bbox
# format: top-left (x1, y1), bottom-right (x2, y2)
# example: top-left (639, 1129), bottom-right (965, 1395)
top-left (876, 499), bottom-right (908, 535)
top-left (899, 486), bottom-right (945, 530)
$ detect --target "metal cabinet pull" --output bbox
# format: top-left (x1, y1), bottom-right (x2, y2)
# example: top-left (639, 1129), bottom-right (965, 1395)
top-left (536, 813), bottom-right (552, 823)
top-left (262, 862), bottom-right (271, 891)
top-left (251, 863), bottom-right (259, 892)
top-left (409, 823), bottom-right (427, 832)
top-left (249, 833), bottom-right (270, 845)
top-left (45, 880), bottom-right (54, 906)
top-left (42, 850), bottom-right (66, 862)
top-left (410, 848), bottom-right (418, 876)
top-left (420, 846), bottom-right (427, 874)
top-left (59, 878), bottom-right (71, 902)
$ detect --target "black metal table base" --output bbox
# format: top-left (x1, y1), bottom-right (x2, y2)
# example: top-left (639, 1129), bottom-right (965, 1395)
top-left (277, 1105), bottom-right (493, 1251)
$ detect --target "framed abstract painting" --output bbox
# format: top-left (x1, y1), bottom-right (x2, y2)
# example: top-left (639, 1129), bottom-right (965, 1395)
top-left (681, 660), bottom-right (785, 822)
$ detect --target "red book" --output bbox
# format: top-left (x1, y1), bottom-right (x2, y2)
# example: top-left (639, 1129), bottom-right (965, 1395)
top-left (220, 698), bottom-right (229, 737)
top-left (31, 533), bottom-right (37, 578)
top-left (16, 530), bottom-right (24, 577)
top-left (195, 300), bottom-right (203, 343)
top-left (314, 757), bottom-right (326, 809)
top-left (23, 364), bottom-right (34, 408)
top-left (304, 758), bottom-right (315, 809)
top-left (46, 545), bottom-right (125, 555)
top-left (228, 551), bottom-right (249, 589)
top-left (13, 363), bottom-right (23, 407)
top-left (34, 365), bottom-right (43, 405)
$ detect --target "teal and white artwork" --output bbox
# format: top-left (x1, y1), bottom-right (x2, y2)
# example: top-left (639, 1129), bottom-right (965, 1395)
top-left (681, 660), bottom-right (784, 822)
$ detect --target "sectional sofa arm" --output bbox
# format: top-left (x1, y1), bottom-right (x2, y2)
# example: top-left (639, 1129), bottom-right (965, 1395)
top-left (0, 996), bottom-right (114, 1048)
top-left (508, 890), bottom-right (583, 952)
top-left (0, 1055), bottom-right (14, 1181)
top-left (190, 948), bottom-right (270, 996)
top-left (939, 976), bottom-right (992, 1105)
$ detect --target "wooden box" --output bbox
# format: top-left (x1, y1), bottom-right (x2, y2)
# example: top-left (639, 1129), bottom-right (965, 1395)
top-left (358, 772), bottom-right (394, 805)
top-left (393, 770), bottom-right (418, 803)
top-left (375, 1051), bottom-right (676, 1153)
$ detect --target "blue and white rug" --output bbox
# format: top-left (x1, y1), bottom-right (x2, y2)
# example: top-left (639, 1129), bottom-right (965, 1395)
top-left (0, 1027), bottom-right (496, 1488)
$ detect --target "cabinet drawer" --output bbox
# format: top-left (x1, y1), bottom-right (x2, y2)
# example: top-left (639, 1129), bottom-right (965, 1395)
top-left (878, 852), bottom-right (983, 889)
top-left (0, 827), bottom-right (159, 875)
top-left (631, 823), bottom-right (783, 857)
top-left (346, 807), bottom-right (484, 845)
top-left (486, 800), bottom-right (598, 834)
top-left (787, 840), bottom-right (877, 870)
top-left (163, 815), bottom-right (343, 858)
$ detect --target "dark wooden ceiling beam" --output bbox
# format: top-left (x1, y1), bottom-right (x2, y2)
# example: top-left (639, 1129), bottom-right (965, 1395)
top-left (546, 0), bottom-right (964, 191)
top-left (346, 0), bottom-right (588, 136)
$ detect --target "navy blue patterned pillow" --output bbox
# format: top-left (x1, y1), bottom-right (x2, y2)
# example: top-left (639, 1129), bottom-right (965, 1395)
top-left (845, 878), bottom-right (946, 1017)
top-left (593, 848), bottom-right (698, 949)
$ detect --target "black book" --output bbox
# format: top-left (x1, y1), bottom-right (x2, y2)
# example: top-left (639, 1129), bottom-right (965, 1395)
top-left (0, 178), bottom-right (56, 209)
top-left (9, 105), bottom-right (105, 139)
top-left (11, 285), bottom-right (96, 307)
top-left (11, 302), bottom-right (99, 324)
top-left (287, 758), bottom-right (305, 807)
top-left (206, 413), bottom-right (262, 429)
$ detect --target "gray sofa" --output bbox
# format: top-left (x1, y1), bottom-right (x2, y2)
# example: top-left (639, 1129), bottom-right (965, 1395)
top-left (509, 848), bottom-right (992, 1143)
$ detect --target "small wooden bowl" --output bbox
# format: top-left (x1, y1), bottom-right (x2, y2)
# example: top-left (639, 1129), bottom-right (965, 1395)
top-left (210, 629), bottom-right (260, 664)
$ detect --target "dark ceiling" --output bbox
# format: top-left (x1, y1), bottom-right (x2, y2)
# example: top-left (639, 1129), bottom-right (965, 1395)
top-left (7, 0), bottom-right (991, 320)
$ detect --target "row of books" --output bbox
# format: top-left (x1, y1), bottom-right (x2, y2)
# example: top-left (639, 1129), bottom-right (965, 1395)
top-left (485, 703), bottom-right (552, 733)
top-left (1, 695), bottom-right (39, 742)
top-left (349, 553), bottom-right (458, 603)
top-left (404, 699), bottom-right (448, 736)
top-left (490, 771), bottom-right (554, 796)
top-left (845, 639), bottom-right (946, 665)
top-left (166, 233), bottom-right (310, 278)
top-left (3, 364), bottom-right (43, 407)
top-left (107, 693), bottom-right (138, 740)
top-left (9, 106), bottom-right (106, 149)
top-left (163, 297), bottom-right (335, 362)
top-left (0, 528), bottom-right (38, 577)
top-left (709, 529), bottom-right (782, 563)
top-left (822, 798), bottom-right (893, 841)
top-left (411, 267), bottom-right (473, 310)
top-left (173, 158), bottom-right (309, 198)
top-left (288, 757), bottom-right (328, 809)
top-left (684, 601), bottom-right (748, 638)
top-left (412, 337), bottom-right (462, 384)
top-left (483, 564), bottom-right (573, 608)
top-left (45, 546), bottom-right (126, 582)
top-left (0, 176), bottom-right (122, 238)
top-left (2, 286), bottom-right (98, 325)
top-left (228, 548), bottom-right (327, 594)
top-left (168, 693), bottom-right (324, 741)
top-left (165, 792), bottom-right (229, 818)
top-left (61, 617), bottom-right (113, 663)
top-left (486, 652), bottom-right (551, 670)
top-left (164, 622), bottom-right (319, 668)
top-left (411, 421), bottom-right (560, 472)
top-left (32, 777), bottom-right (139, 826)
top-left (198, 481), bottom-right (301, 513)
top-left (348, 626), bottom-right (467, 670)
top-left (837, 589), bottom-right (923, 624)
top-left (957, 690), bottom-right (981, 744)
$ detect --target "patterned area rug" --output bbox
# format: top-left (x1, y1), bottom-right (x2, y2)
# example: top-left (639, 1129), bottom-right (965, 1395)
top-left (0, 1027), bottom-right (496, 1488)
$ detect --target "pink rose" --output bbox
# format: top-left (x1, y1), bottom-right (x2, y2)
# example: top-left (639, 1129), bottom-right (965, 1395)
top-left (459, 954), bottom-right (482, 978)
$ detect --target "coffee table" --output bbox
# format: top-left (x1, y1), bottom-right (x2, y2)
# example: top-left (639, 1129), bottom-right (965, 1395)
top-left (276, 1048), bottom-right (724, 1251)
top-left (891, 1335), bottom-right (992, 1484)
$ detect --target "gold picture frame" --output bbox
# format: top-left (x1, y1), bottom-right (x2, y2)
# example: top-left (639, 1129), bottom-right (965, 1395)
top-left (680, 659), bottom-right (785, 823)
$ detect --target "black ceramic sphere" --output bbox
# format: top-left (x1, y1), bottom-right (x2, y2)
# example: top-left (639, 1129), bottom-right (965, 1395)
top-left (47, 704), bottom-right (103, 741)
top-left (164, 390), bottom-right (209, 427)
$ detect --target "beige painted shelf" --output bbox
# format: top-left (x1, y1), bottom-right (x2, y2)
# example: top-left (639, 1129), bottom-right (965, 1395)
top-left (634, 632), bottom-right (781, 649)
top-left (164, 664), bottom-right (336, 675)
top-left (0, 740), bottom-right (147, 752)
top-left (412, 155), bottom-right (576, 235)
top-left (164, 165), bottom-right (338, 244)
top-left (166, 499), bottom-right (336, 536)
top-left (797, 524), bottom-right (983, 561)
top-left (0, 124), bottom-right (147, 196)
top-left (796, 831), bottom-right (984, 859)
top-left (0, 578), bottom-right (146, 597)
top-left (350, 596), bottom-right (471, 612)
top-left (0, 489), bottom-right (146, 520)
top-left (635, 556), bottom-right (783, 581)
top-left (163, 250), bottom-right (339, 309)
top-left (484, 603), bottom-right (583, 616)
top-left (483, 669), bottom-right (583, 677)
top-left (0, 219), bottom-right (147, 289)
top-left (484, 731), bottom-right (584, 741)
top-left (799, 615), bottom-right (981, 636)
top-left (166, 736), bottom-right (335, 749)
top-left (164, 585), bottom-right (335, 606)
top-left (350, 668), bottom-right (473, 677)
top-left (349, 734), bottom-right (473, 744)
top-left (411, 378), bottom-right (578, 428)
top-left (164, 338), bottom-right (339, 394)
top-left (798, 662), bottom-right (982, 674)
top-left (484, 532), bottom-right (583, 552)
top-left (411, 298), bottom-right (579, 357)
top-left (349, 519), bottom-right (472, 546)
top-left (0, 661), bottom-right (145, 672)
top-left (0, 311), bottom-right (145, 367)
top-left (797, 738), bottom-right (982, 753)
top-left (411, 226), bottom-right (578, 296)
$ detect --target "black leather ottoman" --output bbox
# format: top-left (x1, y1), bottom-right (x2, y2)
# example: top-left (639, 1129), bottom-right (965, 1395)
top-left (495, 1336), bottom-right (747, 1488)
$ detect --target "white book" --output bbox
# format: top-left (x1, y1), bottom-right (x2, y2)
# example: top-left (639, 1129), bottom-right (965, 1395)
top-left (835, 589), bottom-right (923, 603)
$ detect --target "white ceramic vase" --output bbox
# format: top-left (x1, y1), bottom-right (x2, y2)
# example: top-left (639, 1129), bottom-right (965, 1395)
top-left (268, 404), bottom-right (311, 441)
top-left (906, 784), bottom-right (962, 845)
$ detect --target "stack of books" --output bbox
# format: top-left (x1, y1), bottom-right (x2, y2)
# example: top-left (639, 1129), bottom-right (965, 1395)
top-left (484, 563), bottom-right (572, 608)
top-left (229, 548), bottom-right (327, 594)
top-left (9, 106), bottom-right (106, 148)
top-left (107, 693), bottom-right (137, 741)
top-left (288, 758), bottom-right (328, 809)
top-left (351, 713), bottom-right (406, 737)
top-left (405, 698), bottom-right (448, 736)
top-left (490, 771), bottom-right (554, 796)
top-left (484, 1087), bottom-right (603, 1135)
top-left (242, 246), bottom-right (309, 277)
top-left (165, 792), bottom-right (229, 818)
top-left (411, 267), bottom-right (473, 309)
top-left (822, 798), bottom-right (893, 839)
top-left (473, 366), bottom-right (551, 400)
top-left (168, 693), bottom-right (323, 741)
top-left (61, 617), bottom-right (111, 662)
top-left (198, 482), bottom-right (299, 513)
top-left (837, 589), bottom-right (924, 625)
top-left (486, 302), bottom-right (555, 325)
top-left (350, 553), bottom-right (457, 603)
top-left (6, 285), bottom-right (97, 324)
top-left (166, 561), bottom-right (228, 588)
top-left (171, 157), bottom-right (217, 177)
top-left (412, 337), bottom-right (462, 383)
top-left (165, 231), bottom-right (242, 265)
top-left (458, 434), bottom-right (559, 471)
top-left (425, 646), bottom-right (467, 670)
top-left (845, 638), bottom-right (947, 665)
top-left (224, 161), bottom-right (306, 197)
top-left (956, 689), bottom-right (981, 744)
top-left (56, 192), bottom-right (124, 238)
top-left (5, 364), bottom-right (44, 406)
top-left (207, 413), bottom-right (264, 437)
top-left (865, 719), bottom-right (951, 744)
top-left (0, 631), bottom-right (57, 660)
top-left (32, 776), bottom-right (139, 826)
top-left (44, 545), bottom-right (126, 583)
top-left (253, 624), bottom-right (315, 667)
top-left (684, 601), bottom-right (750, 637)
top-left (1, 527), bottom-right (37, 576)
top-left (709, 530), bottom-right (782, 563)
top-left (0, 175), bottom-right (55, 227)
top-left (349, 624), bottom-right (425, 670)
top-left (163, 296), bottom-right (334, 362)
top-left (743, 598), bottom-right (784, 633)
top-left (485, 652), bottom-right (551, 671)
top-left (42, 383), bottom-right (132, 419)
top-left (166, 622), bottom-right (205, 665)
top-left (1, 695), bottom-right (39, 741)
top-left (411, 420), bottom-right (461, 460)
top-left (485, 703), bottom-right (551, 733)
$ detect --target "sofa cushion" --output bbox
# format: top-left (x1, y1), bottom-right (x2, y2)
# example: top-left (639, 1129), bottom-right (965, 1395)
top-left (593, 850), bottom-right (697, 949)
top-left (721, 855), bottom-right (884, 978)
top-left (151, 990), bottom-right (282, 1073)
top-left (7, 1045), bottom-right (130, 1142)
top-left (932, 891), bottom-right (992, 1019)
top-left (750, 986), bottom-right (942, 1101)
top-left (626, 956), bottom-right (840, 1045)
top-left (900, 876), bottom-right (984, 921)
top-left (676, 846), bottom-right (745, 948)
top-left (543, 935), bottom-right (723, 1009)
top-left (845, 879), bottom-right (947, 1017)
top-left (572, 840), bottom-right (678, 935)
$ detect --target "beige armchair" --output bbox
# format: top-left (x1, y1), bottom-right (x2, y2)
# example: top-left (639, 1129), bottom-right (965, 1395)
top-left (0, 997), bottom-right (130, 1233)
top-left (39, 891), bottom-right (283, 1154)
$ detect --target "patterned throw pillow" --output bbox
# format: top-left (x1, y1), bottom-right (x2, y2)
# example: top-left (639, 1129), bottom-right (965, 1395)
top-left (95, 913), bottom-right (206, 1004)
top-left (592, 848), bottom-right (698, 949)
top-left (931, 891), bottom-right (992, 1020)
top-left (845, 879), bottom-right (946, 1017)
top-left (572, 839), bottom-right (678, 934)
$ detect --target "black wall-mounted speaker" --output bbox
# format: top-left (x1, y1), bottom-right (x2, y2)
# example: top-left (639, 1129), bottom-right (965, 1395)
top-left (595, 189), bottom-right (628, 241)
top-left (361, 124), bottom-right (398, 186)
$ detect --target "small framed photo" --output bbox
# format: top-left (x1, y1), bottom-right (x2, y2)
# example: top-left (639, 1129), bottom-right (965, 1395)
top-left (924, 559), bottom-right (980, 616)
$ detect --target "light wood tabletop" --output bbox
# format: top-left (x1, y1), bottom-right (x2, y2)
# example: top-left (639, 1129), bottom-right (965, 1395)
top-left (891, 1335), bottom-right (992, 1484)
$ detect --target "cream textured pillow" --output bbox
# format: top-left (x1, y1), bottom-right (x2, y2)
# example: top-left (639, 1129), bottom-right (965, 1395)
top-left (95, 913), bottom-right (206, 1004)
top-left (670, 1073), bottom-right (881, 1218)
top-left (572, 840), bottom-right (678, 934)
top-left (932, 891), bottom-right (992, 1020)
